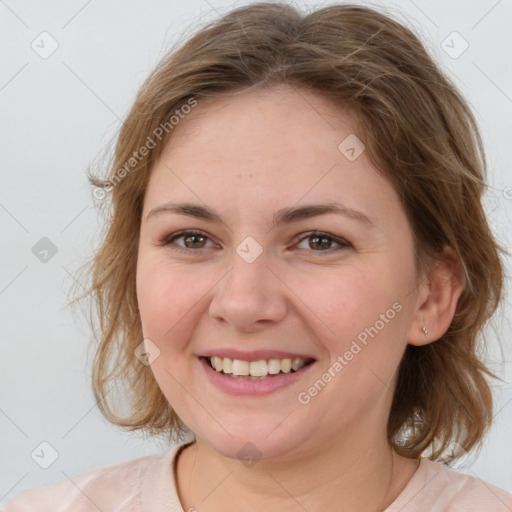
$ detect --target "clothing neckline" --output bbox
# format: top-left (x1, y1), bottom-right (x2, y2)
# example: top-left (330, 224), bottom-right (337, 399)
top-left (383, 457), bottom-right (428, 511)
top-left (143, 438), bottom-right (428, 512)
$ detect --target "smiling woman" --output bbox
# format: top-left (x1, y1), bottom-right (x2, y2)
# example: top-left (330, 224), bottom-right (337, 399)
top-left (4, 2), bottom-right (512, 511)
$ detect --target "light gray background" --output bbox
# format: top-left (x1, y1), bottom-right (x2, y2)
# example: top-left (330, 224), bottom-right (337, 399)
top-left (1, 0), bottom-right (511, 505)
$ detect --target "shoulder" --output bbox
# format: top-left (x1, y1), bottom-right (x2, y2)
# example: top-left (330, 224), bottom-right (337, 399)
top-left (1, 446), bottom-right (181, 512)
top-left (440, 462), bottom-right (512, 511)
top-left (388, 457), bottom-right (512, 511)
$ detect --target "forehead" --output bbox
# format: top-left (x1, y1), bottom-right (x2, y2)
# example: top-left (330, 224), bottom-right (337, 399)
top-left (144, 86), bottom-right (401, 228)
top-left (164, 85), bottom-right (358, 160)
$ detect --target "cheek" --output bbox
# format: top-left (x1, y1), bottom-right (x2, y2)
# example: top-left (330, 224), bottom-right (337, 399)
top-left (136, 256), bottom-right (203, 351)
top-left (136, 260), bottom-right (204, 408)
top-left (291, 265), bottom-right (397, 343)
top-left (293, 264), bottom-right (409, 385)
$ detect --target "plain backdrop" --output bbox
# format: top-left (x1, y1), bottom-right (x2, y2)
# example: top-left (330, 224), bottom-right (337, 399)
top-left (1, 0), bottom-right (511, 505)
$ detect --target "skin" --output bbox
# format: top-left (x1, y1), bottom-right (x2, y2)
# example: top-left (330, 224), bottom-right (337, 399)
top-left (136, 84), bottom-right (464, 511)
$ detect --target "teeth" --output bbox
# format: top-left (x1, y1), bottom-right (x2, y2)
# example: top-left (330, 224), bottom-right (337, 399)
top-left (281, 358), bottom-right (292, 373)
top-left (222, 357), bottom-right (232, 374)
top-left (232, 359), bottom-right (249, 376)
top-left (208, 356), bottom-right (309, 378)
top-left (249, 360), bottom-right (268, 377)
top-left (267, 359), bottom-right (281, 374)
top-left (213, 356), bottom-right (223, 372)
top-left (291, 358), bottom-right (302, 371)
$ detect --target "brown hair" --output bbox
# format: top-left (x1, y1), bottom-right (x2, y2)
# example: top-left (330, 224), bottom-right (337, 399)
top-left (70, 2), bottom-right (507, 460)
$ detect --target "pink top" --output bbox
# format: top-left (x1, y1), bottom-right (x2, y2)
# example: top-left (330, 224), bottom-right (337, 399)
top-left (4, 439), bottom-right (512, 511)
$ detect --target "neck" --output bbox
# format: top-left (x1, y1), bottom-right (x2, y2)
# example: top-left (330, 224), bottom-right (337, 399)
top-left (175, 421), bottom-right (419, 512)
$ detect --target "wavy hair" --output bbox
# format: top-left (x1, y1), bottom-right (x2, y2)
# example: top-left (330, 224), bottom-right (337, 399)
top-left (69, 2), bottom-right (508, 460)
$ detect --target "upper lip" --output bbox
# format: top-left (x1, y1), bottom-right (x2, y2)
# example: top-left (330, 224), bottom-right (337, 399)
top-left (199, 349), bottom-right (316, 362)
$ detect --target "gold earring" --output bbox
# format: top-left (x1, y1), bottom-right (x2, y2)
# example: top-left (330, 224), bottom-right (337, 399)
top-left (422, 326), bottom-right (429, 338)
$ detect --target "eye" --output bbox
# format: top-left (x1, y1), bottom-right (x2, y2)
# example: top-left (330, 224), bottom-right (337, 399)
top-left (294, 231), bottom-right (352, 254)
top-left (159, 229), bottom-right (351, 255)
top-left (160, 230), bottom-right (215, 252)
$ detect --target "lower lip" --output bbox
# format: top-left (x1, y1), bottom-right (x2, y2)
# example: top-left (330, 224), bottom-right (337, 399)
top-left (199, 357), bottom-right (316, 396)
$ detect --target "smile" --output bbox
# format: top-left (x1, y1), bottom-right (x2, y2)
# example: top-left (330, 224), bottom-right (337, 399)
top-left (207, 356), bottom-right (312, 379)
top-left (199, 355), bottom-right (316, 396)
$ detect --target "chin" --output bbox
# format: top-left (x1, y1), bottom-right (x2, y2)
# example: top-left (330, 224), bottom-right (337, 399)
top-left (195, 422), bottom-right (311, 464)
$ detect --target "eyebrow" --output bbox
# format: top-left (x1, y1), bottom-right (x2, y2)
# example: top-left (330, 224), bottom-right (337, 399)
top-left (146, 201), bottom-right (374, 227)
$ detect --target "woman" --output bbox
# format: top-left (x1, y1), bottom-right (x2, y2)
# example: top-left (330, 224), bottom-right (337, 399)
top-left (5, 2), bottom-right (511, 511)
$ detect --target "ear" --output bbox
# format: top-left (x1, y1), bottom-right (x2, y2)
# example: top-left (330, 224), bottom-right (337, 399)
top-left (407, 246), bottom-right (465, 346)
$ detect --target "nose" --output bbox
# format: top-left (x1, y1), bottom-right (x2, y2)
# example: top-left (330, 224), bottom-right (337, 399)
top-left (208, 250), bottom-right (288, 332)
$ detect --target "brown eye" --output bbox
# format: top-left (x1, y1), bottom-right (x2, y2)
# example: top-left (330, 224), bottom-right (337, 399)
top-left (162, 230), bottom-right (214, 252)
top-left (181, 233), bottom-right (207, 249)
top-left (295, 231), bottom-right (351, 254)
top-left (309, 234), bottom-right (333, 250)
top-left (159, 229), bottom-right (351, 256)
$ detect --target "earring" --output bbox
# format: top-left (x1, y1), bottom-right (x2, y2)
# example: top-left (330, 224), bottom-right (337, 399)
top-left (422, 326), bottom-right (429, 338)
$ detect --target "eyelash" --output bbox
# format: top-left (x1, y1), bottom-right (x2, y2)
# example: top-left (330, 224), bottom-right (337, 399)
top-left (158, 229), bottom-right (352, 255)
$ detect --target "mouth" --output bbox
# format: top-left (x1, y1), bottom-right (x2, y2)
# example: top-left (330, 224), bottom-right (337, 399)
top-left (201, 355), bottom-right (316, 380)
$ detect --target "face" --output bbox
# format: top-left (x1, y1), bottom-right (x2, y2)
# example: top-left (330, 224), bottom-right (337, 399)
top-left (136, 85), bottom-right (424, 461)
